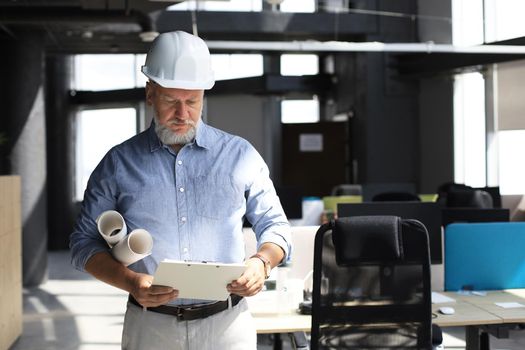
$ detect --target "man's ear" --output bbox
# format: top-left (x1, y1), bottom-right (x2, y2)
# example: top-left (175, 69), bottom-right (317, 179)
top-left (145, 81), bottom-right (154, 106)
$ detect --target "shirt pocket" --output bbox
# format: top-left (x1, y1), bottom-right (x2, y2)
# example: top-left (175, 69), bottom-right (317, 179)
top-left (193, 174), bottom-right (243, 219)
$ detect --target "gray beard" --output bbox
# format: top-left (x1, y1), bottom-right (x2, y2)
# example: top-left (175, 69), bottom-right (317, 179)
top-left (154, 117), bottom-right (197, 146)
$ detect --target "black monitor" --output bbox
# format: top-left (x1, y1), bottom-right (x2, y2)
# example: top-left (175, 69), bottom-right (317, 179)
top-left (338, 202), bottom-right (442, 264)
top-left (441, 208), bottom-right (509, 227)
top-left (275, 186), bottom-right (303, 220)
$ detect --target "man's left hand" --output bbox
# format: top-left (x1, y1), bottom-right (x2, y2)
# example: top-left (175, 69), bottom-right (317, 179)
top-left (227, 257), bottom-right (266, 297)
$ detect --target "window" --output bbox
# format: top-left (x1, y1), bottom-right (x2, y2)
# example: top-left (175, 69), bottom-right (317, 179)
top-left (279, 0), bottom-right (315, 13)
top-left (74, 54), bottom-right (146, 91)
top-left (211, 54), bottom-right (263, 80)
top-left (75, 108), bottom-right (137, 201)
top-left (452, 0), bottom-right (486, 188)
top-left (280, 54), bottom-right (320, 124)
top-left (73, 53), bottom-right (145, 200)
top-left (281, 99), bottom-right (320, 124)
top-left (169, 0), bottom-right (262, 11)
top-left (483, 3), bottom-right (525, 194)
top-left (280, 54), bottom-right (319, 76)
top-left (485, 0), bottom-right (525, 42)
top-left (452, 0), bottom-right (484, 45)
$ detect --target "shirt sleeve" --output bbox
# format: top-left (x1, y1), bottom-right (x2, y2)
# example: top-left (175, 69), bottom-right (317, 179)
top-left (242, 144), bottom-right (292, 264)
top-left (69, 148), bottom-right (120, 272)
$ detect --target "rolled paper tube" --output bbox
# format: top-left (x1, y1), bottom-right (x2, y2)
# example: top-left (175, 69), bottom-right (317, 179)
top-left (96, 210), bottom-right (127, 247)
top-left (111, 229), bottom-right (153, 266)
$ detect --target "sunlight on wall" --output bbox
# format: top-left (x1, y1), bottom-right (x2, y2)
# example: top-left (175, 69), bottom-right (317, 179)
top-left (498, 130), bottom-right (525, 194)
top-left (453, 72), bottom-right (486, 187)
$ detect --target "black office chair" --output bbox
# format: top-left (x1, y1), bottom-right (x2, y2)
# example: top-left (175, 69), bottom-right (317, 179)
top-left (437, 182), bottom-right (493, 209)
top-left (310, 216), bottom-right (441, 349)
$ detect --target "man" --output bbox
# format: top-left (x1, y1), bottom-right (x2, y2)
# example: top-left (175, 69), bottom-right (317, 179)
top-left (70, 31), bottom-right (291, 350)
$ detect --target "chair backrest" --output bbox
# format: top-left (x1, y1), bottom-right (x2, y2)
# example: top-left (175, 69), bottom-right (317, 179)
top-left (311, 216), bottom-right (432, 350)
top-left (436, 182), bottom-right (494, 208)
top-left (331, 184), bottom-right (363, 196)
top-left (447, 189), bottom-right (493, 208)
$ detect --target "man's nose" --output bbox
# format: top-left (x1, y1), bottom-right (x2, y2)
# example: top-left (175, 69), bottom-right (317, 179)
top-left (174, 102), bottom-right (188, 118)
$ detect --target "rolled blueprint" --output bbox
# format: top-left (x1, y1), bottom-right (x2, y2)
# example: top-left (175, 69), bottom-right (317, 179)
top-left (111, 229), bottom-right (153, 266)
top-left (97, 210), bottom-right (127, 247)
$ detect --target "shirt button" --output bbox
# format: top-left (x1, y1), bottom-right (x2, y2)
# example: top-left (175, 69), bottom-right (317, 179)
top-left (177, 160), bottom-right (183, 165)
top-left (183, 247), bottom-right (188, 253)
top-left (181, 216), bottom-right (187, 222)
top-left (179, 187), bottom-right (185, 192)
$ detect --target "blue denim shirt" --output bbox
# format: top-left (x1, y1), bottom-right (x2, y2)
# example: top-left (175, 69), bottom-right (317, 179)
top-left (70, 121), bottom-right (291, 289)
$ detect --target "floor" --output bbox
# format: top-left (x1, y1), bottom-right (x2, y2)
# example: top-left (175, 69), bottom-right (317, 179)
top-left (8, 251), bottom-right (525, 350)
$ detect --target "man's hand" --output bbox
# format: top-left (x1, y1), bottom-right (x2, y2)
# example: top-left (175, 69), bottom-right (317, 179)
top-left (85, 252), bottom-right (178, 307)
top-left (130, 272), bottom-right (179, 307)
top-left (227, 257), bottom-right (266, 297)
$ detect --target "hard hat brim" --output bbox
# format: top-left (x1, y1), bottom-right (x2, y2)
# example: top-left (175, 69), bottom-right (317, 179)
top-left (142, 68), bottom-right (215, 90)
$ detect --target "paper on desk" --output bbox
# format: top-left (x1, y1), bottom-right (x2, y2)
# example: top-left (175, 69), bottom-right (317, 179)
top-left (432, 292), bottom-right (456, 304)
top-left (495, 302), bottom-right (525, 309)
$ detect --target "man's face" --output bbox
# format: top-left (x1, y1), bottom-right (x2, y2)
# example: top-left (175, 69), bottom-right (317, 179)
top-left (146, 81), bottom-right (204, 145)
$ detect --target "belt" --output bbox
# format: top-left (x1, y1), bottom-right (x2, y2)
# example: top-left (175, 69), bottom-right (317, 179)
top-left (128, 294), bottom-right (243, 321)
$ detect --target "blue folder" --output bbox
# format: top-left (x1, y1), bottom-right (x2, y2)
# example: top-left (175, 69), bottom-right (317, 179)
top-left (445, 222), bottom-right (525, 291)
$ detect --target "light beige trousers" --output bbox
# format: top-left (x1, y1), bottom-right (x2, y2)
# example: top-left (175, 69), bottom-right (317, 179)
top-left (122, 298), bottom-right (256, 350)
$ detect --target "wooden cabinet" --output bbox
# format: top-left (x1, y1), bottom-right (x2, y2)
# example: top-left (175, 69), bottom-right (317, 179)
top-left (0, 176), bottom-right (22, 350)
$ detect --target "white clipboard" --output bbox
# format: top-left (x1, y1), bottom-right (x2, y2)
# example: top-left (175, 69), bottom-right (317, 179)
top-left (153, 259), bottom-right (246, 301)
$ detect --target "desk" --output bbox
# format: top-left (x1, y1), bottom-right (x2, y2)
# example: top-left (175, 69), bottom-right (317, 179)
top-left (433, 290), bottom-right (525, 350)
top-left (454, 289), bottom-right (525, 324)
top-left (250, 290), bottom-right (525, 350)
top-left (249, 291), bottom-right (310, 350)
top-left (254, 313), bottom-right (311, 334)
top-left (248, 292), bottom-right (310, 332)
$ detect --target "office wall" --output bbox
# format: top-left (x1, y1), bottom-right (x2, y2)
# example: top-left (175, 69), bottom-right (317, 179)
top-left (0, 31), bottom-right (49, 286)
top-left (496, 59), bottom-right (525, 130)
top-left (206, 95), bottom-right (266, 156)
top-left (330, 0), bottom-right (456, 193)
top-left (418, 77), bottom-right (454, 193)
top-left (361, 52), bottom-right (419, 185)
top-left (334, 0), bottom-right (421, 187)
top-left (46, 55), bottom-right (77, 251)
top-left (417, 0), bottom-right (452, 44)
top-left (417, 0), bottom-right (455, 193)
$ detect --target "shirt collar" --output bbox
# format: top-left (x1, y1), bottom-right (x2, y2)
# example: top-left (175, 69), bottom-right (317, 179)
top-left (147, 119), bottom-right (213, 152)
top-left (148, 121), bottom-right (162, 152)
top-left (193, 120), bottom-right (212, 150)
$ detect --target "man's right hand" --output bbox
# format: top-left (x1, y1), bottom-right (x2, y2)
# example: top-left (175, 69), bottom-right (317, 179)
top-left (130, 272), bottom-right (179, 307)
top-left (85, 252), bottom-right (178, 308)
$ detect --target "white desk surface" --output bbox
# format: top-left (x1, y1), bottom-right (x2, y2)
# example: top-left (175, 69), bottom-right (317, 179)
top-left (250, 290), bottom-right (525, 333)
top-left (432, 299), bottom-right (501, 327)
top-left (247, 290), bottom-right (311, 333)
top-left (446, 289), bottom-right (525, 324)
top-left (253, 313), bottom-right (311, 334)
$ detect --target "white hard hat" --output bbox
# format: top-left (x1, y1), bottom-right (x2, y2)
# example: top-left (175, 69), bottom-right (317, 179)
top-left (141, 31), bottom-right (215, 90)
